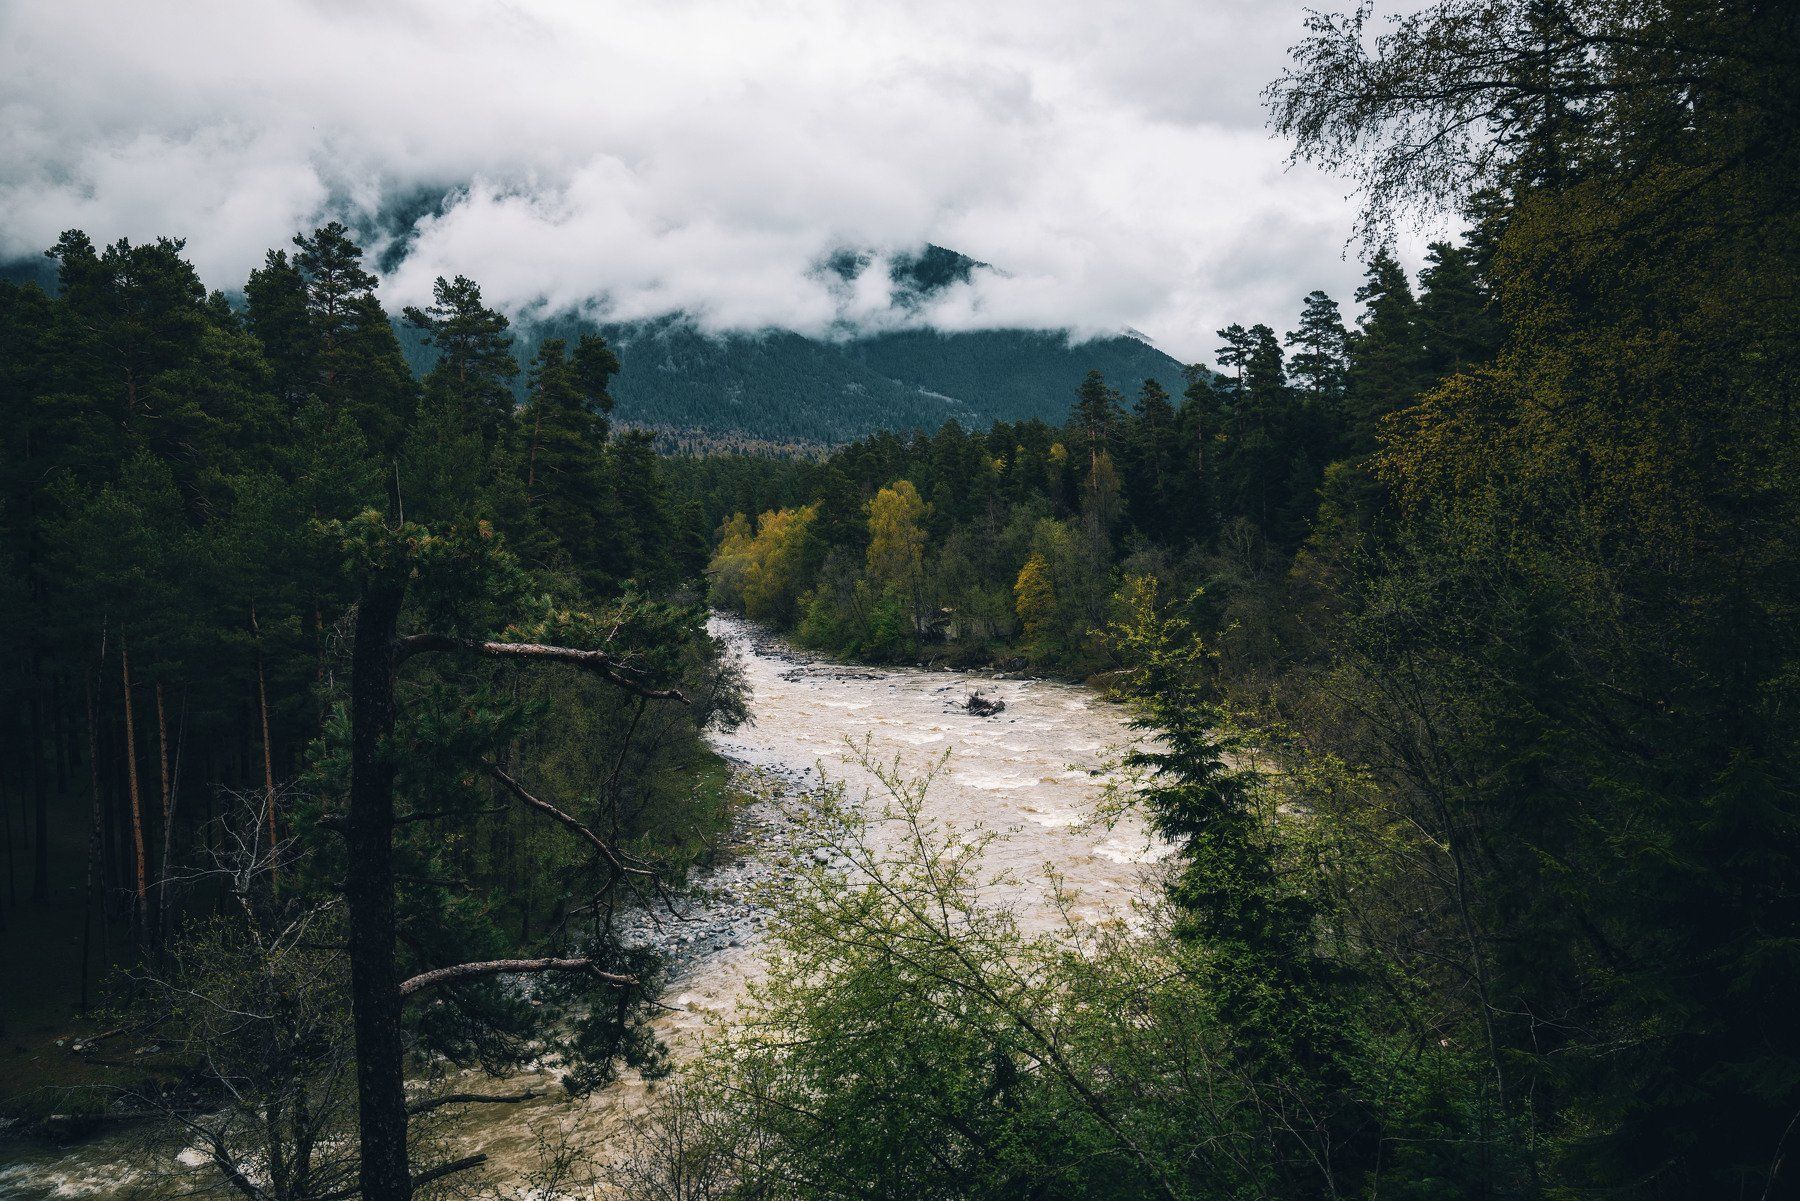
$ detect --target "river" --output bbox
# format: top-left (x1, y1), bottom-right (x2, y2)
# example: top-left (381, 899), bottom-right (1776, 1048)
top-left (0, 616), bottom-right (1168, 1197)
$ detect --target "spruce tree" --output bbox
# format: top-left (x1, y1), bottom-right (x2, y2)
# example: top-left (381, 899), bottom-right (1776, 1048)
top-left (1285, 290), bottom-right (1349, 416)
top-left (519, 335), bottom-right (619, 592)
top-left (1072, 369), bottom-right (1121, 474)
top-left (244, 250), bottom-right (313, 407)
top-left (1417, 241), bottom-right (1501, 378)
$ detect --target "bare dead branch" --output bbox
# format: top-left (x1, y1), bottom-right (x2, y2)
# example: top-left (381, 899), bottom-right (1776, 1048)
top-left (407, 1089), bottom-right (541, 1117)
top-left (398, 634), bottom-right (688, 702)
top-left (483, 762), bottom-right (652, 880)
top-left (399, 957), bottom-right (633, 998)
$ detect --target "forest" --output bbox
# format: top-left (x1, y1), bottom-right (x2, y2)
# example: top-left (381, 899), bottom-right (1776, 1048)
top-left (673, 1), bottom-right (1800, 1196)
top-left (2, 0), bottom-right (1797, 1199)
top-left (0, 220), bottom-right (744, 1192)
top-left (683, 236), bottom-right (1477, 676)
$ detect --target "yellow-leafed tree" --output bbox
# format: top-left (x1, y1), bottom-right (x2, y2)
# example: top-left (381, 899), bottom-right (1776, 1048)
top-left (865, 480), bottom-right (929, 632)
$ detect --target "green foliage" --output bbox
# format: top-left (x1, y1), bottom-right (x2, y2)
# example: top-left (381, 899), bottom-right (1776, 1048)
top-left (0, 218), bottom-right (742, 1193)
top-left (619, 758), bottom-right (1274, 1201)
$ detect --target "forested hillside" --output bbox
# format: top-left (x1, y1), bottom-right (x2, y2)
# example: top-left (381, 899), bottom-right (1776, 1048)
top-left (405, 315), bottom-right (1188, 449)
top-left (10, 239), bottom-right (1186, 452)
top-left (0, 224), bottom-right (742, 1188)
top-left (673, 2), bottom-right (1800, 1196)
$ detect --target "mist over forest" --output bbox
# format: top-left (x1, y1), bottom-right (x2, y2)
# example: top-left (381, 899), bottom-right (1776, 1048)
top-left (2, 3), bottom-right (1796, 1200)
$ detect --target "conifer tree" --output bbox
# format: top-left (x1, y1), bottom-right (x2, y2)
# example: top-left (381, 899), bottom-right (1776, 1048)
top-left (291, 222), bottom-right (416, 451)
top-left (403, 275), bottom-right (517, 445)
top-left (1123, 378), bottom-right (1178, 543)
top-left (1416, 241), bottom-right (1500, 379)
top-left (1285, 290), bottom-right (1349, 415)
top-left (1345, 248), bottom-right (1425, 454)
top-left (245, 250), bottom-right (313, 406)
top-left (1213, 324), bottom-right (1254, 407)
top-left (1072, 369), bottom-right (1121, 476)
top-left (519, 335), bottom-right (625, 592)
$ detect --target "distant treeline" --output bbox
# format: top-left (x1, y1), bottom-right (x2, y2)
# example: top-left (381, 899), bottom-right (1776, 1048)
top-left (676, 232), bottom-right (1492, 675)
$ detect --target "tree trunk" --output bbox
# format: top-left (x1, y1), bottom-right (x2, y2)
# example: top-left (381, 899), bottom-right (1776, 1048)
top-left (120, 636), bottom-right (148, 936)
top-left (345, 581), bottom-right (412, 1201)
top-left (525, 400), bottom-right (544, 499)
top-left (155, 684), bottom-right (170, 850)
top-left (252, 605), bottom-right (279, 872)
top-left (30, 643), bottom-right (49, 902)
top-left (80, 676), bottom-right (104, 1013)
top-left (155, 685), bottom-right (181, 951)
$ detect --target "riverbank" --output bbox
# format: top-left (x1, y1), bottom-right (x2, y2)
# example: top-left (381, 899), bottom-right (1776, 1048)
top-left (2, 616), bottom-right (1161, 1197)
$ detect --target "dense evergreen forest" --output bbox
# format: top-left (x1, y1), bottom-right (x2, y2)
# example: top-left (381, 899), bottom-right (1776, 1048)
top-left (680, 250), bottom-right (1444, 674)
top-left (669, 2), bottom-right (1800, 1197)
top-left (1, 1), bottom-right (1795, 1200)
top-left (0, 222), bottom-right (744, 1190)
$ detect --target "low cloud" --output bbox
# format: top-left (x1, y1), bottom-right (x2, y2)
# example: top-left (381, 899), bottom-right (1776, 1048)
top-left (0, 0), bottom-right (1433, 361)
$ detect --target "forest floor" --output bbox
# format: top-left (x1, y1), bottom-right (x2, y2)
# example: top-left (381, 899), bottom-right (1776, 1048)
top-left (0, 812), bottom-right (150, 1129)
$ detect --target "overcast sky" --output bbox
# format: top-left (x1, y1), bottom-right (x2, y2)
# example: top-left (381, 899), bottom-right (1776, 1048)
top-left (0, 0), bottom-right (1437, 363)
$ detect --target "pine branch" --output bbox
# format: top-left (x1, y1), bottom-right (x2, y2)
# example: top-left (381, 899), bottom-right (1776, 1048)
top-left (483, 761), bottom-right (652, 880)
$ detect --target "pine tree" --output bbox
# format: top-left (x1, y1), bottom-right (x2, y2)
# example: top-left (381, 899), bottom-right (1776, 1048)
top-left (1123, 379), bottom-right (1178, 543)
top-left (1213, 323), bottom-right (1254, 404)
top-left (291, 223), bottom-right (416, 451)
top-left (1345, 248), bottom-right (1425, 454)
top-left (1417, 241), bottom-right (1501, 378)
top-left (1072, 369), bottom-right (1121, 474)
top-left (1285, 290), bottom-right (1349, 416)
top-left (244, 250), bottom-right (312, 407)
top-left (403, 275), bottom-right (517, 445)
top-left (519, 336), bottom-right (619, 592)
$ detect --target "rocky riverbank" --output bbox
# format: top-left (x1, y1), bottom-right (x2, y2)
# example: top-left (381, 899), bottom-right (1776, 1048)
top-left (615, 755), bottom-right (823, 975)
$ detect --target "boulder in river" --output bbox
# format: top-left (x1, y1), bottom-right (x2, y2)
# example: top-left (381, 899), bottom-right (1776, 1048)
top-left (965, 691), bottom-right (1006, 717)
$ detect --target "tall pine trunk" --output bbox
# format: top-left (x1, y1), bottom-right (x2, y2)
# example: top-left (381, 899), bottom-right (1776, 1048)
top-left (119, 635), bottom-right (148, 937)
top-left (80, 676), bottom-right (105, 1013)
top-left (30, 642), bottom-right (49, 901)
top-left (252, 605), bottom-right (278, 871)
top-left (154, 684), bottom-right (179, 950)
top-left (525, 400), bottom-right (543, 498)
top-left (345, 582), bottom-right (411, 1201)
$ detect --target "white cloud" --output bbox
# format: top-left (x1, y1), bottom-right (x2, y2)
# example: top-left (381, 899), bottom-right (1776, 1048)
top-left (0, 0), bottom-right (1437, 362)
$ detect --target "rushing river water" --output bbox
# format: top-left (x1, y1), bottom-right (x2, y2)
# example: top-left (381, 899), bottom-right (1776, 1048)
top-left (1, 616), bottom-right (1168, 1198)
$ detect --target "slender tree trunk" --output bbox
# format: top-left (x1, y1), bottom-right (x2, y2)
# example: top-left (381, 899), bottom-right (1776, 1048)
top-left (120, 636), bottom-right (148, 938)
top-left (30, 643), bottom-right (49, 902)
top-left (53, 672), bottom-right (70, 798)
top-left (345, 581), bottom-right (412, 1201)
top-left (154, 685), bottom-right (180, 951)
top-left (1, 778), bottom-right (14, 913)
top-left (525, 401), bottom-right (544, 498)
top-left (155, 684), bottom-right (170, 852)
top-left (251, 605), bottom-right (279, 872)
top-left (80, 676), bottom-right (104, 1013)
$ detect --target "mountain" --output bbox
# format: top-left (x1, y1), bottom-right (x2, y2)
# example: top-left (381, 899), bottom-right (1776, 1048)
top-left (6, 241), bottom-right (1190, 449)
top-left (403, 243), bottom-right (1192, 449)
top-left (588, 322), bottom-right (1187, 448)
